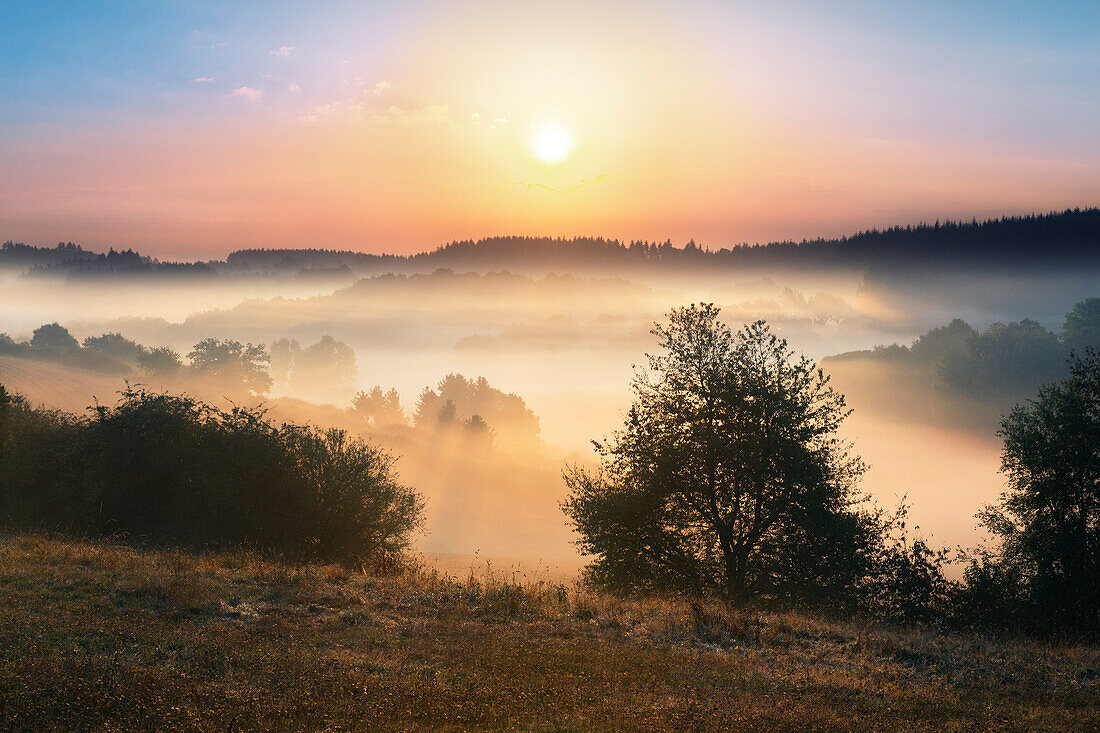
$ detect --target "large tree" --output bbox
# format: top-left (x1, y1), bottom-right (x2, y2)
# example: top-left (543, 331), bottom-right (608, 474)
top-left (563, 304), bottom-right (870, 602)
top-left (980, 348), bottom-right (1100, 628)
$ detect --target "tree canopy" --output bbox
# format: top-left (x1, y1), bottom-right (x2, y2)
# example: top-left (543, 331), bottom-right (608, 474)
top-left (977, 349), bottom-right (1100, 629)
top-left (188, 338), bottom-right (272, 396)
top-left (564, 304), bottom-right (872, 602)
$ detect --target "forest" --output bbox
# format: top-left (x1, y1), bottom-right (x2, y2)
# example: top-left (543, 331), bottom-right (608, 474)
top-left (6, 208), bottom-right (1099, 281)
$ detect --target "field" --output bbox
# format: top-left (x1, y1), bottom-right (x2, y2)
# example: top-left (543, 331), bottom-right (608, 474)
top-left (0, 534), bottom-right (1096, 732)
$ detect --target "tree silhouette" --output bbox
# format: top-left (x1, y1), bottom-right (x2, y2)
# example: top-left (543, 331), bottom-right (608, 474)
top-left (938, 319), bottom-right (1066, 397)
top-left (30, 323), bottom-right (78, 354)
top-left (414, 373), bottom-right (539, 442)
top-left (1062, 298), bottom-right (1100, 353)
top-left (564, 305), bottom-right (868, 601)
top-left (979, 349), bottom-right (1100, 628)
top-left (188, 338), bottom-right (272, 396)
top-left (351, 386), bottom-right (407, 427)
top-left (136, 346), bottom-right (183, 377)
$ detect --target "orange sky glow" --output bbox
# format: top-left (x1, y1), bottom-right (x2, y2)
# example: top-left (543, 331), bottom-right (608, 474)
top-left (2, 1), bottom-right (1097, 258)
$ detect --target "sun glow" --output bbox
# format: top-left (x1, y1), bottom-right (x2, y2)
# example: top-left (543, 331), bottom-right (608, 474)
top-left (532, 125), bottom-right (573, 164)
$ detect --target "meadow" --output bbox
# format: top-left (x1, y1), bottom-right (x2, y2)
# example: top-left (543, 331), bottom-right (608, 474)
top-left (1, 533), bottom-right (1097, 732)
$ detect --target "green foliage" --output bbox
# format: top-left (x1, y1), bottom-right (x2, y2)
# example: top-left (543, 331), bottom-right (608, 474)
top-left (30, 323), bottom-right (78, 353)
top-left (136, 346), bottom-right (183, 376)
top-left (860, 505), bottom-right (954, 624)
top-left (0, 333), bottom-right (29, 356)
top-left (909, 318), bottom-right (976, 364)
top-left (82, 332), bottom-right (144, 363)
top-left (938, 319), bottom-right (1067, 397)
top-left (0, 387), bottom-right (78, 526)
top-left (564, 305), bottom-right (872, 604)
top-left (0, 384), bottom-right (423, 561)
top-left (974, 349), bottom-right (1100, 630)
top-left (1063, 297), bottom-right (1100, 353)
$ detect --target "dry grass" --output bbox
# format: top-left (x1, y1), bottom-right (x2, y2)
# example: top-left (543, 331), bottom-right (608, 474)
top-left (0, 533), bottom-right (1096, 731)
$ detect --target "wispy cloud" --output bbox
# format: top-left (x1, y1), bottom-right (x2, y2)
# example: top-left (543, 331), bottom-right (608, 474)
top-left (270, 46), bottom-right (294, 57)
top-left (191, 76), bottom-right (213, 83)
top-left (287, 83), bottom-right (302, 93)
top-left (468, 113), bottom-right (510, 129)
top-left (373, 104), bottom-right (450, 124)
top-left (300, 80), bottom-right (393, 121)
top-left (230, 86), bottom-right (263, 103)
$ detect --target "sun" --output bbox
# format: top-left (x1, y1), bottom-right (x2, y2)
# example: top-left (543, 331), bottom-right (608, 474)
top-left (532, 125), bottom-right (572, 164)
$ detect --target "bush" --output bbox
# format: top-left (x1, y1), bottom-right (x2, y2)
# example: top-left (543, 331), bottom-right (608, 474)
top-left (0, 384), bottom-right (423, 561)
top-left (861, 512), bottom-right (954, 625)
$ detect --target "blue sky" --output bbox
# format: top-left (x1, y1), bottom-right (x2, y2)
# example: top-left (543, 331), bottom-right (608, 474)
top-left (1, 1), bottom-right (1097, 255)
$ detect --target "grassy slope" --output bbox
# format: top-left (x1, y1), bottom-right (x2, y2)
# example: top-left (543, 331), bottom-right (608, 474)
top-left (0, 535), bottom-right (1096, 732)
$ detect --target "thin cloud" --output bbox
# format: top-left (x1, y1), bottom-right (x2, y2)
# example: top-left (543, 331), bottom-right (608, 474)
top-left (299, 80), bottom-right (393, 121)
top-left (191, 77), bottom-right (213, 83)
top-left (270, 46), bottom-right (294, 57)
top-left (374, 104), bottom-right (450, 124)
top-left (287, 83), bottom-right (302, 93)
top-left (230, 86), bottom-right (263, 103)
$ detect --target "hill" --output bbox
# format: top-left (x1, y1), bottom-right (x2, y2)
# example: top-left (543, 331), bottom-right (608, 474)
top-left (7, 208), bottom-right (1100, 280)
top-left (225, 207), bottom-right (1100, 276)
top-left (0, 355), bottom-right (129, 413)
top-left (1, 533), bottom-right (1097, 732)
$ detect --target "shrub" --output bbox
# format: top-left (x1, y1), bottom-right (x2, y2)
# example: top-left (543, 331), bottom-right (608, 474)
top-left (0, 384), bottom-right (423, 562)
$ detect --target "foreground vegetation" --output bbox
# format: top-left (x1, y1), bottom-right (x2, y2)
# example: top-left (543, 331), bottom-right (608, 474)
top-left (0, 385), bottom-right (422, 562)
top-left (1, 533), bottom-right (1097, 732)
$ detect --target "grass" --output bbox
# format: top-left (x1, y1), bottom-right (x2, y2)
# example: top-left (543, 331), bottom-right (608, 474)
top-left (0, 534), bottom-right (1096, 731)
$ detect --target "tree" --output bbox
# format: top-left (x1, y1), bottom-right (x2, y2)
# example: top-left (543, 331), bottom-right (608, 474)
top-left (188, 338), bottom-right (272, 396)
top-left (938, 319), bottom-right (1066, 398)
top-left (563, 305), bottom-right (869, 602)
top-left (413, 373), bottom-right (540, 443)
top-left (30, 323), bottom-right (78, 353)
top-left (82, 333), bottom-right (144, 363)
top-left (351, 386), bottom-right (408, 427)
top-left (979, 349), bottom-right (1100, 628)
top-left (269, 338), bottom-right (300, 393)
top-left (1062, 298), bottom-right (1100, 353)
top-left (136, 346), bottom-right (183, 377)
top-left (909, 318), bottom-right (975, 364)
top-left (288, 335), bottom-right (357, 397)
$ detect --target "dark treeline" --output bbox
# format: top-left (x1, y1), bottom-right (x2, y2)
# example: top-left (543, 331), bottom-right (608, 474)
top-left (225, 208), bottom-right (1100, 274)
top-left (412, 208), bottom-right (1100, 273)
top-left (0, 384), bottom-right (423, 561)
top-left (7, 208), bottom-right (1100, 278)
top-left (0, 242), bottom-right (216, 279)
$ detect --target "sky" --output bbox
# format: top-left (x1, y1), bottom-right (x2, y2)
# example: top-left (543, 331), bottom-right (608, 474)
top-left (1, 0), bottom-right (1098, 258)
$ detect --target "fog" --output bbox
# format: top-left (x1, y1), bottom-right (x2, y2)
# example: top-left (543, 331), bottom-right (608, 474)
top-left (3, 259), bottom-right (1092, 571)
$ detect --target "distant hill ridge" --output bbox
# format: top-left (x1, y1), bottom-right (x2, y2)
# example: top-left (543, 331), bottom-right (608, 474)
top-left (5, 207), bottom-right (1099, 277)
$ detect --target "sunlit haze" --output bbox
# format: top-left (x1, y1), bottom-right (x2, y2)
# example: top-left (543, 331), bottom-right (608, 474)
top-left (2, 1), bottom-right (1098, 257)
